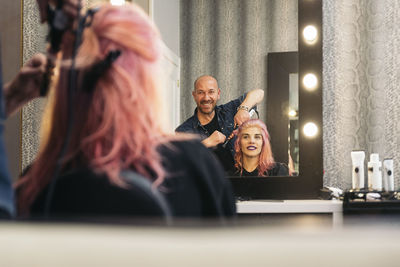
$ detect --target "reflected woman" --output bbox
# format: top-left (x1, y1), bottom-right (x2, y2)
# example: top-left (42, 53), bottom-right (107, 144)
top-left (230, 119), bottom-right (289, 176)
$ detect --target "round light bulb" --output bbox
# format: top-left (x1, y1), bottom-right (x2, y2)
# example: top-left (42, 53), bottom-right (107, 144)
top-left (303, 122), bottom-right (318, 138)
top-left (110, 0), bottom-right (125, 5)
top-left (303, 73), bottom-right (318, 90)
top-left (288, 109), bottom-right (297, 117)
top-left (303, 25), bottom-right (318, 43)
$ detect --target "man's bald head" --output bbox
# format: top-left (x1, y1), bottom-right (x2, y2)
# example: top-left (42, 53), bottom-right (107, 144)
top-left (192, 75), bottom-right (221, 115)
top-left (194, 75), bottom-right (219, 91)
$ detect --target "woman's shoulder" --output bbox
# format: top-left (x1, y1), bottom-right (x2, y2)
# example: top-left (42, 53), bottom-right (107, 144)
top-left (157, 139), bottom-right (222, 175)
top-left (227, 168), bottom-right (240, 176)
top-left (268, 162), bottom-right (289, 176)
top-left (157, 139), bottom-right (236, 217)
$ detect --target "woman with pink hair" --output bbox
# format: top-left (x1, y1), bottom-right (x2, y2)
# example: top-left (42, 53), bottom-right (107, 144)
top-left (231, 119), bottom-right (289, 176)
top-left (16, 3), bottom-right (235, 219)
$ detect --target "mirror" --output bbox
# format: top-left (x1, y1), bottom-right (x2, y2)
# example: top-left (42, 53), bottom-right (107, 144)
top-left (19, 0), bottom-right (322, 199)
top-left (228, 0), bottom-right (323, 199)
top-left (178, 0), bottom-right (322, 198)
top-left (179, 0), bottom-right (299, 176)
top-left (267, 52), bottom-right (299, 175)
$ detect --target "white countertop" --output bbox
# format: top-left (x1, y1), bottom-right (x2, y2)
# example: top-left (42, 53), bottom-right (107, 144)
top-left (237, 199), bottom-right (343, 214)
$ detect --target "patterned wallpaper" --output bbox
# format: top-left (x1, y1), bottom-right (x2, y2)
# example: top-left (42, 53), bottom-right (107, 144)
top-left (21, 0), bottom-right (98, 170)
top-left (323, 0), bottom-right (400, 190)
top-left (21, 0), bottom-right (400, 191)
top-left (21, 0), bottom-right (47, 170)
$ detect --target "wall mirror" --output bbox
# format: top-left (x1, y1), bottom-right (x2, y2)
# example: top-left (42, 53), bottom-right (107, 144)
top-left (228, 0), bottom-right (323, 199)
top-left (17, 0), bottom-right (322, 200)
top-left (179, 0), bottom-right (322, 199)
top-left (180, 0), bottom-right (299, 174)
top-left (267, 51), bottom-right (299, 175)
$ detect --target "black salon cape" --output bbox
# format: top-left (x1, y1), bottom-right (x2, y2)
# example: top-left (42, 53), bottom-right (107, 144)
top-left (229, 162), bottom-right (289, 177)
top-left (29, 140), bottom-right (236, 219)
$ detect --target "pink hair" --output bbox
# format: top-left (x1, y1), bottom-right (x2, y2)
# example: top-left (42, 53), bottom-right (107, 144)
top-left (17, 4), bottom-right (170, 214)
top-left (234, 119), bottom-right (275, 176)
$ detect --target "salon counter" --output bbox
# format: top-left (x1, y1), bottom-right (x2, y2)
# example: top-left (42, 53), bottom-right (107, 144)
top-left (2, 220), bottom-right (400, 266)
top-left (237, 199), bottom-right (343, 227)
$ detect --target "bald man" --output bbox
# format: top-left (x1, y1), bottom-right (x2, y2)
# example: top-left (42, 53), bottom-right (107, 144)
top-left (176, 75), bottom-right (264, 171)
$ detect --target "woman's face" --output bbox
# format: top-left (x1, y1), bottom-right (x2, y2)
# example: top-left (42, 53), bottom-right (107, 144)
top-left (240, 126), bottom-right (263, 158)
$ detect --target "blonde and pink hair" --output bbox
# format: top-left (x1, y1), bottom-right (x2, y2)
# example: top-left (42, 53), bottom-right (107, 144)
top-left (234, 119), bottom-right (275, 176)
top-left (17, 4), bottom-right (170, 213)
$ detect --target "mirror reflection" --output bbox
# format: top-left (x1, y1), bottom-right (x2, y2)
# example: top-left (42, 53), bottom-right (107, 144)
top-left (175, 75), bottom-right (264, 172)
top-left (179, 0), bottom-right (298, 176)
top-left (228, 119), bottom-right (290, 176)
top-left (289, 73), bottom-right (299, 174)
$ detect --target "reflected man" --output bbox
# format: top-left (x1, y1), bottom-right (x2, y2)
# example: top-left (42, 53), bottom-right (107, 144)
top-left (176, 75), bottom-right (264, 171)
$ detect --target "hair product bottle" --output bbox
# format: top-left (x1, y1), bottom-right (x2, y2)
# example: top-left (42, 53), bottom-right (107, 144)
top-left (382, 158), bottom-right (394, 191)
top-left (351, 150), bottom-right (365, 190)
top-left (368, 153), bottom-right (382, 191)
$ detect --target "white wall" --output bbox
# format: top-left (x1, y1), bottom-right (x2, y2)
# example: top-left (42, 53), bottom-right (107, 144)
top-left (131, 0), bottom-right (150, 14)
top-left (152, 0), bottom-right (180, 129)
top-left (132, 0), bottom-right (180, 129)
top-left (152, 0), bottom-right (180, 56)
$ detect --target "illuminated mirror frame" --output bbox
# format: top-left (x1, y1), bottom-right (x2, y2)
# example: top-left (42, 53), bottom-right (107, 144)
top-left (228, 0), bottom-right (323, 199)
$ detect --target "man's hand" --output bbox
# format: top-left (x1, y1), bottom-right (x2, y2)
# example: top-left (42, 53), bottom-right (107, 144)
top-left (37, 0), bottom-right (79, 23)
top-left (202, 131), bottom-right (226, 148)
top-left (234, 109), bottom-right (250, 128)
top-left (4, 54), bottom-right (48, 116)
top-left (234, 88), bottom-right (264, 127)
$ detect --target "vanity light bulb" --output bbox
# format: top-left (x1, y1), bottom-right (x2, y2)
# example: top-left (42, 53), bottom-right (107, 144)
top-left (110, 0), bottom-right (125, 5)
top-left (303, 122), bottom-right (318, 138)
top-left (303, 73), bottom-right (318, 90)
top-left (288, 109), bottom-right (297, 117)
top-left (303, 25), bottom-right (318, 43)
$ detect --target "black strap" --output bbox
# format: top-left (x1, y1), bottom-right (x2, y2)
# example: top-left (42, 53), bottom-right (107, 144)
top-left (40, 1), bottom-right (68, 97)
top-left (82, 50), bottom-right (121, 93)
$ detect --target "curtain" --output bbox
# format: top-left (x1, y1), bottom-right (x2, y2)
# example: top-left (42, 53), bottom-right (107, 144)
top-left (180, 0), bottom-right (298, 123)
